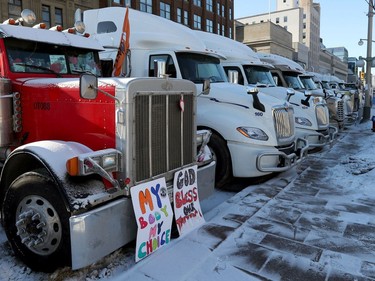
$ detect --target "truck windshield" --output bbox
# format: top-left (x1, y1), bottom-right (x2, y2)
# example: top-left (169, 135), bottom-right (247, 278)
top-left (243, 65), bottom-right (276, 87)
top-left (299, 76), bottom-right (318, 90)
top-left (176, 52), bottom-right (227, 83)
top-left (284, 72), bottom-right (305, 90)
top-left (5, 37), bottom-right (101, 76)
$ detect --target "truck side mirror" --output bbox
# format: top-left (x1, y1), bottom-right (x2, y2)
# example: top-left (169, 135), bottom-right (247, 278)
top-left (80, 74), bottom-right (98, 100)
top-left (228, 70), bottom-right (239, 84)
top-left (301, 90), bottom-right (312, 107)
top-left (286, 88), bottom-right (295, 101)
top-left (154, 59), bottom-right (167, 78)
top-left (201, 79), bottom-right (211, 95)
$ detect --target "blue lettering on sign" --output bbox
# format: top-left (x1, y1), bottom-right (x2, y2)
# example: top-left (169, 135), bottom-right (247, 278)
top-left (255, 112), bottom-right (263, 116)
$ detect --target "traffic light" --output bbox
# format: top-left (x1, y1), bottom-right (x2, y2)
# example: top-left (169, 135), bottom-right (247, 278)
top-left (360, 71), bottom-right (365, 80)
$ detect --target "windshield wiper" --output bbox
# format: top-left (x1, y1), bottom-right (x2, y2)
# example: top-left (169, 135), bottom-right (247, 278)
top-left (14, 63), bottom-right (62, 77)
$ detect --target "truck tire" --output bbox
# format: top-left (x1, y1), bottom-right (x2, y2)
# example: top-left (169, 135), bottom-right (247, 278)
top-left (208, 133), bottom-right (232, 188)
top-left (2, 172), bottom-right (71, 272)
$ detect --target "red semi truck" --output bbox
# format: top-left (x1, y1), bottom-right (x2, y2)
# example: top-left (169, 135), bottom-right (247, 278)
top-left (0, 10), bottom-right (215, 271)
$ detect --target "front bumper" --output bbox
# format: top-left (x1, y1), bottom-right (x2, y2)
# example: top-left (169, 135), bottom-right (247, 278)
top-left (256, 138), bottom-right (309, 173)
top-left (228, 138), bottom-right (308, 178)
top-left (296, 125), bottom-right (338, 148)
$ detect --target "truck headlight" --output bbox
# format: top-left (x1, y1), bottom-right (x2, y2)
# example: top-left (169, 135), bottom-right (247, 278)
top-left (295, 117), bottom-right (312, 126)
top-left (66, 149), bottom-right (122, 176)
top-left (312, 96), bottom-right (323, 104)
top-left (237, 127), bottom-right (269, 141)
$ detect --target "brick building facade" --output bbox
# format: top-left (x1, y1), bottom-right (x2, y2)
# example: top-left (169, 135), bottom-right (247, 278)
top-left (100, 0), bottom-right (234, 38)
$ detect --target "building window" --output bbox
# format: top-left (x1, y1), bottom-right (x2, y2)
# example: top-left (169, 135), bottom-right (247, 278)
top-left (221, 5), bottom-right (225, 17)
top-left (113, 0), bottom-right (120, 3)
top-left (284, 16), bottom-right (288, 22)
top-left (184, 10), bottom-right (189, 25)
top-left (177, 8), bottom-right (182, 23)
top-left (193, 14), bottom-right (201, 29)
top-left (229, 27), bottom-right (232, 38)
top-left (55, 8), bottom-right (63, 26)
top-left (229, 7), bottom-right (232, 20)
top-left (206, 0), bottom-right (213, 12)
top-left (8, 0), bottom-right (22, 19)
top-left (221, 24), bottom-right (225, 36)
top-left (193, 0), bottom-right (201, 7)
top-left (206, 19), bottom-right (213, 32)
top-left (217, 23), bottom-right (220, 34)
top-left (140, 0), bottom-right (152, 13)
top-left (160, 2), bottom-right (170, 19)
top-left (303, 23), bottom-right (306, 29)
top-left (42, 5), bottom-right (51, 28)
top-left (276, 17), bottom-right (280, 23)
top-left (217, 3), bottom-right (220, 15)
top-left (303, 32), bottom-right (306, 39)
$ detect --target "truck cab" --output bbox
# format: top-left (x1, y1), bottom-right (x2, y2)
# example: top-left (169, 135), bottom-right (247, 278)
top-left (84, 7), bottom-right (308, 188)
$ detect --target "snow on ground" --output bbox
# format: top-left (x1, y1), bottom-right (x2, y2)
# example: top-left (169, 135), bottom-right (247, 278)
top-left (1, 113), bottom-right (375, 280)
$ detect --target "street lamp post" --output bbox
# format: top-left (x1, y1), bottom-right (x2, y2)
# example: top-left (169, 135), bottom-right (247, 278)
top-left (361, 1), bottom-right (374, 120)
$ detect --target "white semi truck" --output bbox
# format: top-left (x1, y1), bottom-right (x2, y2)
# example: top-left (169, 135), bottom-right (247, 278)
top-left (195, 30), bottom-right (336, 149)
top-left (299, 71), bottom-right (345, 129)
top-left (310, 72), bottom-right (363, 125)
top-left (83, 7), bottom-right (308, 188)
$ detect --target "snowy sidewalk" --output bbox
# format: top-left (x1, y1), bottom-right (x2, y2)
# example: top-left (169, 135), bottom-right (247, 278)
top-left (113, 117), bottom-right (375, 281)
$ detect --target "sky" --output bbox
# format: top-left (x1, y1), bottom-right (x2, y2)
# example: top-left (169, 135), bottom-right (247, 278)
top-left (233, 0), bottom-right (371, 60)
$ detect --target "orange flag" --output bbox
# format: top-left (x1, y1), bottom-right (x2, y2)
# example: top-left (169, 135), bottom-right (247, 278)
top-left (112, 7), bottom-right (130, 76)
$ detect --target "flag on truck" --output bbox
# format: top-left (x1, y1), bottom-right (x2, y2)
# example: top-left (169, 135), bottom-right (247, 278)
top-left (112, 7), bottom-right (130, 76)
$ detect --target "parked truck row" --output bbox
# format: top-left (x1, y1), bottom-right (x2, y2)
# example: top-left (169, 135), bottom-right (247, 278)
top-left (0, 6), bottom-right (346, 273)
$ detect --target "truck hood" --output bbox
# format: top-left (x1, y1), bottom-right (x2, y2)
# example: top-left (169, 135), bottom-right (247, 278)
top-left (199, 82), bottom-right (288, 112)
top-left (252, 86), bottom-right (322, 129)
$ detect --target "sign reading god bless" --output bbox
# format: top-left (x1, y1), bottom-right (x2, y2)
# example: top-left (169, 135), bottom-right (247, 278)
top-left (173, 165), bottom-right (205, 236)
top-left (130, 177), bottom-right (173, 262)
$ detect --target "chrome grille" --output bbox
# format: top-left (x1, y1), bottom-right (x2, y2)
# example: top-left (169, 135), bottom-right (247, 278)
top-left (316, 104), bottom-right (329, 126)
top-left (134, 93), bottom-right (194, 182)
top-left (273, 106), bottom-right (294, 140)
top-left (337, 100), bottom-right (344, 121)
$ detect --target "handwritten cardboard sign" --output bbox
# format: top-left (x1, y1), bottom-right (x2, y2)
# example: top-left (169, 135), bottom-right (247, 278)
top-left (131, 177), bottom-right (173, 262)
top-left (173, 165), bottom-right (205, 236)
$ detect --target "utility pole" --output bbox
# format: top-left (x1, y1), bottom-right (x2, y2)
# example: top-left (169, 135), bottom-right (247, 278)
top-left (363, 0), bottom-right (374, 120)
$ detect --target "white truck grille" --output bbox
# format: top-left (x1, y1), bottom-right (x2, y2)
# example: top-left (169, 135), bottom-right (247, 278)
top-left (337, 100), bottom-right (344, 121)
top-left (273, 106), bottom-right (294, 140)
top-left (316, 104), bottom-right (329, 126)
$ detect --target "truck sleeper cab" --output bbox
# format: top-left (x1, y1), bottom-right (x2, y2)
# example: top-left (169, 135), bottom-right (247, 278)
top-left (0, 13), bottom-right (215, 272)
top-left (83, 7), bottom-right (308, 188)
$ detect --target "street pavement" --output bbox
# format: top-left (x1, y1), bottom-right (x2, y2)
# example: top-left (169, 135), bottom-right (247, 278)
top-left (114, 114), bottom-right (375, 281)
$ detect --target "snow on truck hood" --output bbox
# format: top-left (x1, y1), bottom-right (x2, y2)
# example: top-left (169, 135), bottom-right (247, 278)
top-left (0, 24), bottom-right (104, 51)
